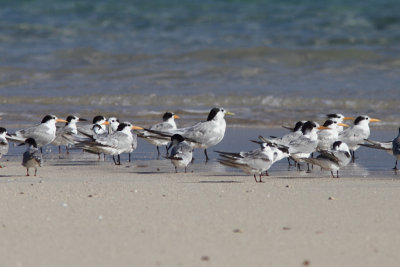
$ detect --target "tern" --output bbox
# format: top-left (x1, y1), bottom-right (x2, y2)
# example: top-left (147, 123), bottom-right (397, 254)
top-left (76, 122), bottom-right (143, 165)
top-left (137, 112), bottom-right (179, 156)
top-left (339, 115), bottom-right (381, 162)
top-left (317, 119), bottom-right (349, 151)
top-left (52, 115), bottom-right (87, 153)
top-left (7, 115), bottom-right (67, 151)
top-left (326, 114), bottom-right (354, 132)
top-left (78, 115), bottom-right (109, 136)
top-left (167, 134), bottom-right (193, 173)
top-left (261, 121), bottom-right (330, 170)
top-left (144, 107), bottom-right (234, 161)
top-left (392, 128), bottom-right (400, 170)
top-left (0, 127), bottom-right (9, 166)
top-left (216, 141), bottom-right (289, 183)
top-left (303, 141), bottom-right (351, 178)
top-left (20, 138), bottom-right (43, 176)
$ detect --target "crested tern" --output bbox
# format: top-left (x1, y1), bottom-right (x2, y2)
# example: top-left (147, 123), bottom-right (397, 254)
top-left (7, 115), bottom-right (67, 150)
top-left (216, 141), bottom-right (289, 182)
top-left (52, 115), bottom-right (87, 153)
top-left (145, 107), bottom-right (234, 161)
top-left (339, 115), bottom-right (381, 162)
top-left (0, 127), bottom-right (9, 166)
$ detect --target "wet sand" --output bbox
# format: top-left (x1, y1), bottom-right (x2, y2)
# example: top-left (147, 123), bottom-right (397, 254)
top-left (1, 157), bottom-right (400, 267)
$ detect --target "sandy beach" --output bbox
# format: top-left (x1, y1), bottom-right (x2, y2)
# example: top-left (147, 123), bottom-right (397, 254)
top-left (1, 157), bottom-right (400, 267)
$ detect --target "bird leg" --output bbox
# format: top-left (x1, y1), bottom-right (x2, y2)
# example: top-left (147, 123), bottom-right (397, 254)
top-left (184, 167), bottom-right (187, 173)
top-left (258, 174), bottom-right (264, 183)
top-left (336, 170), bottom-right (339, 178)
top-left (306, 163), bottom-right (312, 173)
top-left (175, 166), bottom-right (178, 173)
top-left (118, 155), bottom-right (121, 165)
top-left (58, 146), bottom-right (61, 154)
top-left (26, 168), bottom-right (30, 176)
top-left (34, 168), bottom-right (37, 176)
top-left (253, 174), bottom-right (257, 183)
top-left (128, 153), bottom-right (131, 163)
top-left (265, 171), bottom-right (269, 176)
top-left (204, 149), bottom-right (209, 161)
top-left (351, 150), bottom-right (355, 163)
top-left (393, 160), bottom-right (398, 170)
top-left (112, 156), bottom-right (117, 165)
top-left (66, 146), bottom-right (69, 154)
top-left (156, 146), bottom-right (160, 156)
top-left (330, 171), bottom-right (334, 178)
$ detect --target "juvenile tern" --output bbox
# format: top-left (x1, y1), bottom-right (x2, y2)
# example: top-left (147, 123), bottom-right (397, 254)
top-left (339, 115), bottom-right (381, 162)
top-left (145, 107), bottom-right (234, 161)
top-left (76, 122), bottom-right (143, 165)
top-left (20, 138), bottom-right (43, 176)
top-left (303, 141), bottom-right (351, 178)
top-left (7, 115), bottom-right (67, 150)
top-left (167, 134), bottom-right (193, 173)
top-left (138, 112), bottom-right (179, 156)
top-left (216, 141), bottom-right (289, 182)
top-left (52, 115), bottom-right (87, 153)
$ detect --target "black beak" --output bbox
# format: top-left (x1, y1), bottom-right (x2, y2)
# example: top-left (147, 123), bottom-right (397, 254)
top-left (78, 118), bottom-right (87, 122)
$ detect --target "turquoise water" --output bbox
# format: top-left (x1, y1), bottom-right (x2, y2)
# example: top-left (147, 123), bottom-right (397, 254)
top-left (1, 0), bottom-right (400, 127)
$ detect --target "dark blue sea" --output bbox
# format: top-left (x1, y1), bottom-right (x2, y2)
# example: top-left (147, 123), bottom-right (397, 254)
top-left (0, 0), bottom-right (399, 129)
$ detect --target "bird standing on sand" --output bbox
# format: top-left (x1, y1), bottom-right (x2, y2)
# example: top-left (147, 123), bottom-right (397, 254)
top-left (52, 115), bottom-right (87, 153)
top-left (0, 127), bottom-right (9, 166)
top-left (21, 138), bottom-right (43, 176)
top-left (339, 115), bottom-right (381, 162)
top-left (145, 107), bottom-right (234, 161)
top-left (137, 112), bottom-right (179, 156)
top-left (317, 119), bottom-right (349, 151)
top-left (392, 128), bottom-right (400, 170)
top-left (76, 122), bottom-right (143, 165)
top-left (7, 115), bottom-right (67, 151)
top-left (167, 134), bottom-right (193, 173)
top-left (216, 141), bottom-right (289, 183)
top-left (303, 141), bottom-right (351, 178)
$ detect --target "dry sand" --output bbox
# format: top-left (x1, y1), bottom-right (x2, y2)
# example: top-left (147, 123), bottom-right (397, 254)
top-left (0, 159), bottom-right (400, 267)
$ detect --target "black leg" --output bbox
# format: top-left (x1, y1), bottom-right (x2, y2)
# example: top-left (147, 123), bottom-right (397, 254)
top-left (265, 171), bottom-right (269, 176)
top-left (129, 153), bottom-right (131, 163)
top-left (204, 149), bottom-right (209, 161)
top-left (393, 159), bottom-right (398, 170)
top-left (351, 150), bottom-right (355, 163)
top-left (175, 166), bottom-right (178, 173)
top-left (118, 155), bottom-right (121, 165)
top-left (66, 146), bottom-right (69, 154)
top-left (253, 174), bottom-right (257, 183)
top-left (26, 168), bottom-right (29, 176)
top-left (58, 146), bottom-right (61, 154)
top-left (330, 171), bottom-right (334, 178)
top-left (336, 170), bottom-right (339, 178)
top-left (34, 168), bottom-right (37, 176)
top-left (112, 155), bottom-right (117, 165)
top-left (185, 167), bottom-right (187, 173)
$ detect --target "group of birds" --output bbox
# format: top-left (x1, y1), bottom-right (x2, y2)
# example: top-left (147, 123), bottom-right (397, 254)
top-left (0, 108), bottom-right (398, 182)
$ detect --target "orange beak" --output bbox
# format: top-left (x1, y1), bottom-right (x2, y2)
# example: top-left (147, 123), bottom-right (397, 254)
top-left (370, 118), bottom-right (381, 123)
top-left (56, 118), bottom-right (68, 123)
top-left (338, 123), bottom-right (349, 127)
top-left (343, 117), bottom-right (354, 120)
top-left (173, 114), bottom-right (180, 119)
top-left (318, 126), bottom-right (331, 130)
top-left (131, 125), bottom-right (144, 130)
top-left (102, 121), bottom-right (110, 125)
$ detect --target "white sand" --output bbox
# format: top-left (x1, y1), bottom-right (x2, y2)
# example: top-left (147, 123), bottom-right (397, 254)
top-left (0, 160), bottom-right (400, 267)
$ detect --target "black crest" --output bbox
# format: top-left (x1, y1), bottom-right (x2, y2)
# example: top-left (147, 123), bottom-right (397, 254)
top-left (293, 121), bottom-right (304, 132)
top-left (301, 121), bottom-right (317, 135)
top-left (93, 115), bottom-right (105, 124)
top-left (0, 127), bottom-right (6, 134)
top-left (323, 120), bottom-right (334, 127)
top-left (207, 108), bottom-right (221, 121)
top-left (354, 116), bottom-right (366, 125)
top-left (162, 112), bottom-right (174, 121)
top-left (117, 123), bottom-right (130, 131)
top-left (332, 141), bottom-right (342, 150)
top-left (326, 113), bottom-right (341, 119)
top-left (41, 115), bottom-right (55, 123)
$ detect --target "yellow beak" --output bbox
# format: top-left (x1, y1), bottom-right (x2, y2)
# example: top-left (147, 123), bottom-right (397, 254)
top-left (131, 125), bottom-right (144, 130)
top-left (225, 111), bottom-right (235, 116)
top-left (370, 118), bottom-right (381, 122)
top-left (56, 119), bottom-right (68, 123)
top-left (318, 126), bottom-right (331, 130)
top-left (173, 114), bottom-right (180, 119)
top-left (338, 123), bottom-right (349, 127)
